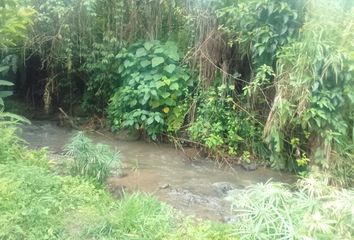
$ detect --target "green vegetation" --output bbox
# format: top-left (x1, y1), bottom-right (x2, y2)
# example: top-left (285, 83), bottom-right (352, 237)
top-left (1, 0), bottom-right (354, 239)
top-left (1, 0), bottom-right (351, 186)
top-left (65, 132), bottom-right (121, 183)
top-left (229, 173), bottom-right (354, 239)
top-left (0, 165), bottom-right (172, 239)
top-left (188, 85), bottom-right (263, 159)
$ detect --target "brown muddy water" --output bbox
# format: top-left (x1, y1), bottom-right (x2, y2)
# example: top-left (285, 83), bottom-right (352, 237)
top-left (19, 120), bottom-right (296, 222)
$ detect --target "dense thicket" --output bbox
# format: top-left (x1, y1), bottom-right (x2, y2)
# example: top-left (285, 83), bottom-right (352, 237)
top-left (1, 0), bottom-right (354, 186)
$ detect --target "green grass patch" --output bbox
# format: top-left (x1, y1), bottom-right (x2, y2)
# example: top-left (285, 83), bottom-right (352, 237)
top-left (0, 162), bottom-right (175, 239)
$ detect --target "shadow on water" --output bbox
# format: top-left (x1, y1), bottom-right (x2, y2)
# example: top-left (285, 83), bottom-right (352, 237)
top-left (20, 120), bottom-right (297, 222)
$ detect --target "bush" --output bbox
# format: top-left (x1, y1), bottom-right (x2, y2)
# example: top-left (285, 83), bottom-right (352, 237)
top-left (188, 84), bottom-right (264, 160)
top-left (81, 38), bottom-right (121, 114)
top-left (64, 132), bottom-right (121, 183)
top-left (228, 173), bottom-right (354, 239)
top-left (108, 40), bottom-right (191, 140)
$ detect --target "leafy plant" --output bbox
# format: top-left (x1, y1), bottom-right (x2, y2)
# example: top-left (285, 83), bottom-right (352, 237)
top-left (0, 0), bottom-right (35, 47)
top-left (188, 84), bottom-right (264, 160)
top-left (81, 37), bottom-right (122, 114)
top-left (64, 132), bottom-right (121, 183)
top-left (108, 40), bottom-right (191, 140)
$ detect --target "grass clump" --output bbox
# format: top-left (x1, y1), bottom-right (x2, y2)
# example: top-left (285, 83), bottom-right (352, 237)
top-left (64, 131), bottom-right (121, 183)
top-left (228, 173), bottom-right (354, 239)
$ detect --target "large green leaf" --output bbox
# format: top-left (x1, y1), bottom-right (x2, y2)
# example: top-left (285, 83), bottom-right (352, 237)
top-left (164, 42), bottom-right (179, 61)
top-left (0, 91), bottom-right (13, 98)
top-left (144, 42), bottom-right (154, 51)
top-left (124, 60), bottom-right (134, 68)
top-left (136, 48), bottom-right (147, 57)
top-left (164, 64), bottom-right (176, 74)
top-left (140, 60), bottom-right (151, 68)
top-left (0, 66), bottom-right (10, 73)
top-left (0, 111), bottom-right (30, 124)
top-left (0, 80), bottom-right (14, 86)
top-left (151, 57), bottom-right (165, 67)
top-left (169, 83), bottom-right (179, 90)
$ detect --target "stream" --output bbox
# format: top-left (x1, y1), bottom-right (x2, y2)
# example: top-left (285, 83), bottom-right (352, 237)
top-left (19, 120), bottom-right (296, 222)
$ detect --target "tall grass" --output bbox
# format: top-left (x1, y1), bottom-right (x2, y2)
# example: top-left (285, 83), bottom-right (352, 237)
top-left (64, 132), bottom-right (121, 183)
top-left (228, 173), bottom-right (354, 239)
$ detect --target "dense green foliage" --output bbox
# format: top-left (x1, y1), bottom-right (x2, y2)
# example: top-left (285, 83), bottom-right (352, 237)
top-left (217, 0), bottom-right (300, 67)
top-left (0, 0), bottom-right (34, 47)
top-left (65, 132), bottom-right (121, 183)
top-left (0, 0), bottom-right (34, 107)
top-left (81, 39), bottom-right (121, 113)
top-left (3, 1), bottom-right (354, 239)
top-left (264, 0), bottom-right (354, 185)
top-left (1, 0), bottom-right (354, 186)
top-left (188, 84), bottom-right (264, 159)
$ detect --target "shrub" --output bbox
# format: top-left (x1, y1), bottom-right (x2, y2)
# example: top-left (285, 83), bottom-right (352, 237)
top-left (64, 132), bottom-right (121, 183)
top-left (108, 40), bottom-right (191, 140)
top-left (216, 0), bottom-right (299, 67)
top-left (188, 84), bottom-right (264, 160)
top-left (81, 37), bottom-right (121, 114)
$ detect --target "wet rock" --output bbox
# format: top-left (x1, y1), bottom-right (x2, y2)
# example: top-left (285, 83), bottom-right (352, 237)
top-left (240, 163), bottom-right (258, 171)
top-left (224, 188), bottom-right (244, 202)
top-left (169, 188), bottom-right (212, 205)
top-left (159, 183), bottom-right (170, 189)
top-left (115, 129), bottom-right (140, 141)
top-left (212, 182), bottom-right (235, 197)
